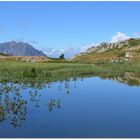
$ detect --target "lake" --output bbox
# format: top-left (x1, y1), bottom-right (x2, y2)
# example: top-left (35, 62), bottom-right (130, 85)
top-left (0, 75), bottom-right (140, 138)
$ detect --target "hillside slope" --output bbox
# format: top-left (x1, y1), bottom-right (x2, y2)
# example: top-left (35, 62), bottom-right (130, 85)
top-left (73, 38), bottom-right (140, 63)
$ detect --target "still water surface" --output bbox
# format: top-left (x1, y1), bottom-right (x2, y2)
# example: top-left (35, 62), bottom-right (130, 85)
top-left (0, 76), bottom-right (140, 138)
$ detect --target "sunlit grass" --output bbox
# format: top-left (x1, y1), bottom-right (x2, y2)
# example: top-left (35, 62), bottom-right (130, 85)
top-left (0, 60), bottom-right (140, 84)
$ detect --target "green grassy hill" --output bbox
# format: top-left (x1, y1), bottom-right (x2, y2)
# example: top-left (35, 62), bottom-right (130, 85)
top-left (73, 38), bottom-right (140, 63)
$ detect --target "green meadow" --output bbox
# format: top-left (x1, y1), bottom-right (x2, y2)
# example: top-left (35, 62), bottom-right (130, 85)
top-left (0, 60), bottom-right (140, 84)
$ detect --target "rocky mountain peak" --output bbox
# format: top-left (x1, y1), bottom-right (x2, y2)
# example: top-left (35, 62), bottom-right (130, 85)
top-left (0, 41), bottom-right (46, 56)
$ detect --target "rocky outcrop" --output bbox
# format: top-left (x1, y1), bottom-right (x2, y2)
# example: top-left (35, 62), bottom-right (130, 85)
top-left (86, 38), bottom-right (140, 54)
top-left (73, 38), bottom-right (140, 62)
top-left (125, 52), bottom-right (133, 58)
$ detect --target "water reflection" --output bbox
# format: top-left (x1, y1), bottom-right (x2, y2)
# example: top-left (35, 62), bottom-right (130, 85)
top-left (29, 90), bottom-right (41, 108)
top-left (99, 72), bottom-right (140, 86)
top-left (47, 98), bottom-right (61, 112)
top-left (0, 84), bottom-right (27, 127)
top-left (0, 79), bottom-right (78, 128)
top-left (0, 72), bottom-right (140, 128)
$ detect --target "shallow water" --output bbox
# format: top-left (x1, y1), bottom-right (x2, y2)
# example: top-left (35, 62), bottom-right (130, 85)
top-left (0, 76), bottom-right (140, 138)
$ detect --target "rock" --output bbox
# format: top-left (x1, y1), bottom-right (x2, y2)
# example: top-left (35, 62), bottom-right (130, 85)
top-left (125, 52), bottom-right (133, 58)
top-left (111, 59), bottom-right (122, 63)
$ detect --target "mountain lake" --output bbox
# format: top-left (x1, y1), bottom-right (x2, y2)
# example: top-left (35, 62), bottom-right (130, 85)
top-left (0, 75), bottom-right (140, 138)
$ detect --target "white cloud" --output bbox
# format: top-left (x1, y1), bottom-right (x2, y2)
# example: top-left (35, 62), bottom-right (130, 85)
top-left (41, 47), bottom-right (78, 58)
top-left (110, 32), bottom-right (130, 43)
top-left (41, 44), bottom-right (94, 59)
top-left (79, 44), bottom-right (92, 53)
top-left (134, 32), bottom-right (140, 38)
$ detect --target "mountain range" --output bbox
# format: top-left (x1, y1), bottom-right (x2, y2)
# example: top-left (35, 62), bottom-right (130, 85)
top-left (0, 38), bottom-right (140, 62)
top-left (0, 41), bottom-right (46, 56)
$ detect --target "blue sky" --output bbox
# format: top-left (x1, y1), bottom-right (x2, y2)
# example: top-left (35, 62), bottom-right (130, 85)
top-left (0, 2), bottom-right (140, 57)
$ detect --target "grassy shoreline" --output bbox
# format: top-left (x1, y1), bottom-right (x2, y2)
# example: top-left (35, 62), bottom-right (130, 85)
top-left (0, 60), bottom-right (140, 84)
